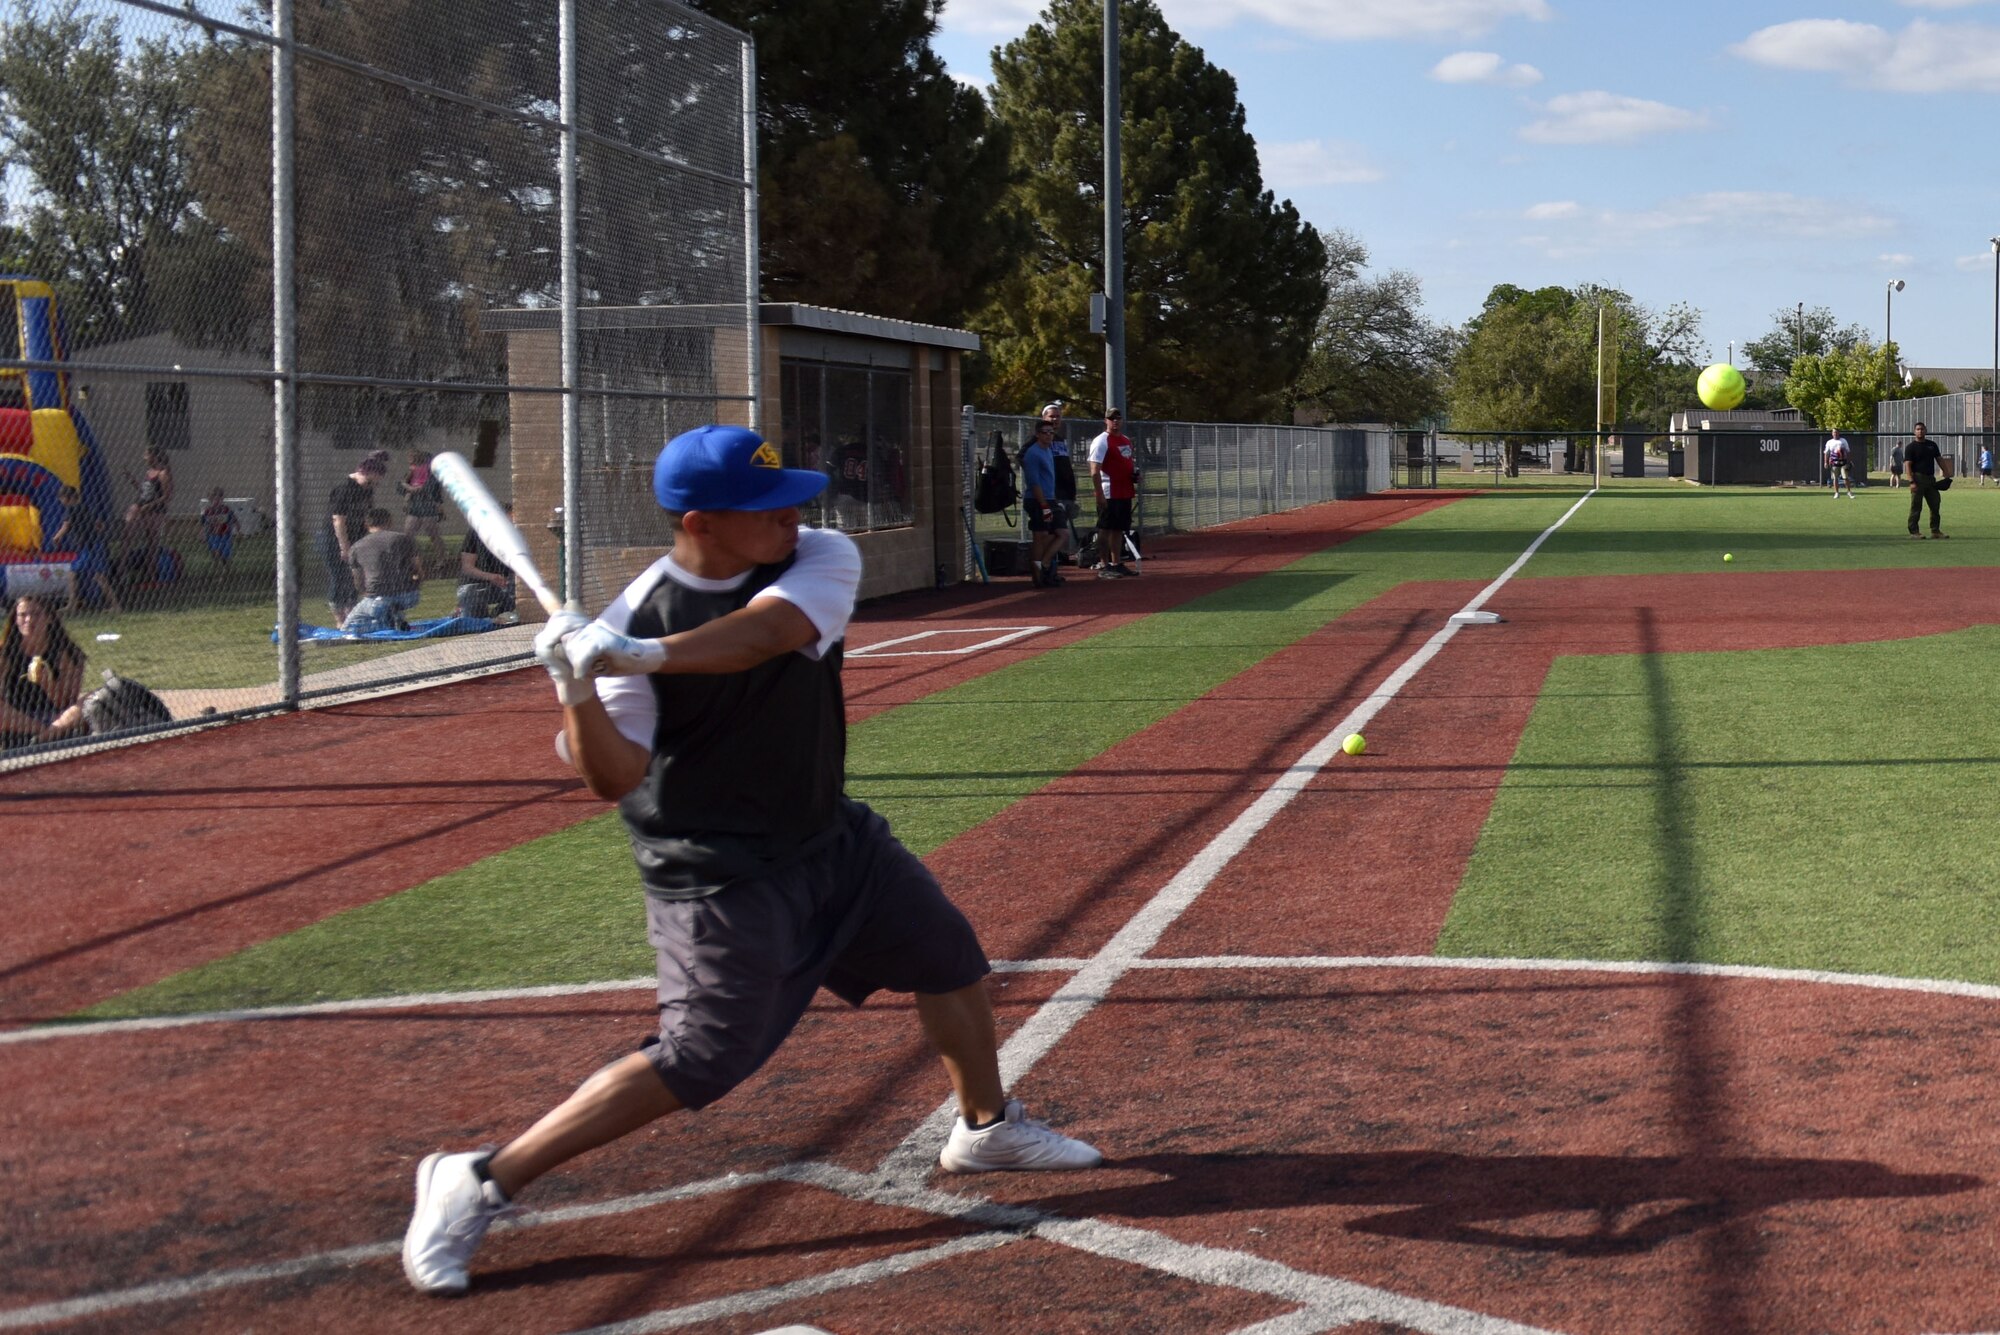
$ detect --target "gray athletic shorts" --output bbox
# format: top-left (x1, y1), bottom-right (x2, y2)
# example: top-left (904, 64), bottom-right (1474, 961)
top-left (640, 801), bottom-right (989, 1110)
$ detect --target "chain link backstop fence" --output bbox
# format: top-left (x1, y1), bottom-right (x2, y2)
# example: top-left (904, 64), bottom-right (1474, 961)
top-left (1, 0), bottom-right (755, 768)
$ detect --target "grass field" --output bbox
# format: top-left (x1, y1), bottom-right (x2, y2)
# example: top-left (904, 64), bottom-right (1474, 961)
top-left (76, 479), bottom-right (2000, 1019)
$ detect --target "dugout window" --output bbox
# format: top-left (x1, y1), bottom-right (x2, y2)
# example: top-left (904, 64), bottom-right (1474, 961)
top-left (779, 357), bottom-right (912, 533)
top-left (145, 381), bottom-right (192, 452)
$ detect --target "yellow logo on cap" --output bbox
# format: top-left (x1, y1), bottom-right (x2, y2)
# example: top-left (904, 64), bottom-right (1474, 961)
top-left (750, 442), bottom-right (782, 469)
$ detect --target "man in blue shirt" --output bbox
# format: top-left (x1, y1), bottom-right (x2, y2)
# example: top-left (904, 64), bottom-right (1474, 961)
top-left (1021, 419), bottom-right (1064, 587)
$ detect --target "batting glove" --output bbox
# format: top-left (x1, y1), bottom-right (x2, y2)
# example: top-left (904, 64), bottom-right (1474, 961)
top-left (534, 610), bottom-right (594, 707)
top-left (566, 621), bottom-right (669, 679)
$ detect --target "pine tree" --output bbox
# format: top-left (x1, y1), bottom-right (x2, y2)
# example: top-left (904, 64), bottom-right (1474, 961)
top-left (691, 0), bottom-right (1014, 326)
top-left (979, 0), bottom-right (1326, 420)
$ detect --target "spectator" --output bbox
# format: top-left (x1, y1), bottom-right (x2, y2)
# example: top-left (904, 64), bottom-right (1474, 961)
top-left (1822, 429), bottom-right (1855, 500)
top-left (399, 449), bottom-right (449, 573)
top-left (0, 595), bottom-right (86, 749)
top-left (1041, 400), bottom-right (1082, 565)
top-left (122, 447), bottom-right (173, 580)
top-left (48, 485), bottom-right (121, 614)
top-left (200, 487), bottom-right (241, 568)
top-left (1904, 421), bottom-right (1946, 540)
top-left (1889, 441), bottom-right (1905, 489)
top-left (321, 455), bottom-right (386, 623)
top-left (456, 499), bottom-right (519, 621)
top-left (343, 507), bottom-right (424, 633)
top-left (833, 434), bottom-right (869, 529)
top-left (1980, 444), bottom-right (1993, 487)
top-left (1086, 407), bottom-right (1139, 579)
top-left (1021, 420), bottom-right (1064, 587)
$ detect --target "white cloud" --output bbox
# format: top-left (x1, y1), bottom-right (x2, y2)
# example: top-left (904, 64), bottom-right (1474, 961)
top-left (950, 71), bottom-right (991, 97)
top-left (1430, 50), bottom-right (1543, 84)
top-left (1519, 91), bottom-right (1710, 144)
top-left (1898, 0), bottom-right (1989, 8)
top-left (1731, 18), bottom-right (2000, 91)
top-left (1509, 191), bottom-right (1897, 258)
top-left (1879, 252), bottom-right (1917, 267)
top-left (1260, 139), bottom-right (1387, 187)
top-left (943, 0), bottom-right (1552, 39)
top-left (1956, 249), bottom-right (2000, 271)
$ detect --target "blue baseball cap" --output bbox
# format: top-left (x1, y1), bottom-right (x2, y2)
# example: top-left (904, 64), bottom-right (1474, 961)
top-left (653, 425), bottom-right (828, 512)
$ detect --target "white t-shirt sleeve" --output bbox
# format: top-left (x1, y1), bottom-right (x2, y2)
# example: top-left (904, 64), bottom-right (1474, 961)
top-left (1087, 432), bottom-right (1110, 466)
top-left (754, 527), bottom-right (861, 659)
top-left (553, 560), bottom-right (668, 762)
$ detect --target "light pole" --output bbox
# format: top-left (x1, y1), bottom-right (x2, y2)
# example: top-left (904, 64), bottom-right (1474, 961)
top-left (1795, 301), bottom-right (1803, 366)
top-left (1885, 278), bottom-right (1905, 390)
top-left (1989, 237), bottom-right (1998, 395)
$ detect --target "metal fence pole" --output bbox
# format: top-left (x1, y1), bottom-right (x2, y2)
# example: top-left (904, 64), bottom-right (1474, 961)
top-left (559, 0), bottom-right (581, 608)
top-left (742, 41), bottom-right (761, 433)
top-left (271, 0), bottom-right (299, 705)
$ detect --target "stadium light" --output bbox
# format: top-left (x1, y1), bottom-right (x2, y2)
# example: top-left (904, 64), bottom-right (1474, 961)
top-left (1990, 238), bottom-right (1998, 398)
top-left (1886, 278), bottom-right (1905, 390)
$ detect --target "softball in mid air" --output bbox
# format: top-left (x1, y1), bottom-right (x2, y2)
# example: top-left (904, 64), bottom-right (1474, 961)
top-left (1723, 553), bottom-right (1734, 563)
top-left (1342, 732), bottom-right (1367, 756)
top-left (1697, 363), bottom-right (1746, 411)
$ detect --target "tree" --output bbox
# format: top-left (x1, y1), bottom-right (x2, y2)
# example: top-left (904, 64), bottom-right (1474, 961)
top-left (977, 0), bottom-right (1327, 420)
top-left (1741, 304), bottom-right (1869, 381)
top-left (1448, 282), bottom-right (1704, 471)
top-left (690, 0), bottom-right (1014, 326)
top-left (1290, 230), bottom-right (1453, 426)
top-left (1785, 340), bottom-right (1899, 431)
top-left (0, 0), bottom-right (247, 348)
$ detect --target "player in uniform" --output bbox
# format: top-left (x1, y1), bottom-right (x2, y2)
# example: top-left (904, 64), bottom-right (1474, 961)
top-left (402, 425), bottom-right (1102, 1296)
top-left (1822, 429), bottom-right (1855, 499)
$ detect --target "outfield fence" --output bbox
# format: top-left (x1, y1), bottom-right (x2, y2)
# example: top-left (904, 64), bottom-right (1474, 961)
top-left (1, 0), bottom-right (756, 768)
top-left (961, 412), bottom-right (1393, 575)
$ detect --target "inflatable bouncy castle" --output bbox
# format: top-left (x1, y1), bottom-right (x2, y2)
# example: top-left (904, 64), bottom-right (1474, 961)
top-left (0, 277), bottom-right (118, 604)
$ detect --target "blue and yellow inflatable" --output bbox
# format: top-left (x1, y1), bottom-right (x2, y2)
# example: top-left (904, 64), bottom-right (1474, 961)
top-left (0, 277), bottom-right (116, 603)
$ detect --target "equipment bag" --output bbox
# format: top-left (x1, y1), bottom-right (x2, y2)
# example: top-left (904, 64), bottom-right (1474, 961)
top-left (973, 434), bottom-right (1018, 521)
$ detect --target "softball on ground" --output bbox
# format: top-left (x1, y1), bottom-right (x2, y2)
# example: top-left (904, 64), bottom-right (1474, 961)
top-left (1342, 732), bottom-right (1367, 756)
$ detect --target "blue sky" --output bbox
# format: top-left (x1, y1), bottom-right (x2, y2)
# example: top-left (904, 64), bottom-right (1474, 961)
top-left (933, 0), bottom-right (2000, 372)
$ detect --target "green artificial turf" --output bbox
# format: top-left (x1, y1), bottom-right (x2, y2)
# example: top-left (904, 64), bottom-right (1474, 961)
top-left (1437, 624), bottom-right (2000, 982)
top-left (81, 490), bottom-right (1584, 1018)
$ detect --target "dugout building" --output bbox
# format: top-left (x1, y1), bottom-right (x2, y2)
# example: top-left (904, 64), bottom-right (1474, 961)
top-left (494, 303), bottom-right (976, 606)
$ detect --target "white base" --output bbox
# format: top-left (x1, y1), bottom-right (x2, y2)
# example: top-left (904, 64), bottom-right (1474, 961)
top-left (1449, 610), bottom-right (1503, 626)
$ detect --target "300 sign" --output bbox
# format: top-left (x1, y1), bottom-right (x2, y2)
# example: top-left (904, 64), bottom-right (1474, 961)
top-left (1759, 439), bottom-right (1782, 452)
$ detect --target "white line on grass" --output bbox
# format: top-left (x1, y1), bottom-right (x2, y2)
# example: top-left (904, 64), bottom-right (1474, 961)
top-left (874, 488), bottom-right (1600, 1180)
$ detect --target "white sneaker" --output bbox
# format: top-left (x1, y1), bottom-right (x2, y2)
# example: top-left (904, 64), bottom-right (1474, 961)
top-left (938, 1099), bottom-right (1103, 1172)
top-left (402, 1151), bottom-right (514, 1295)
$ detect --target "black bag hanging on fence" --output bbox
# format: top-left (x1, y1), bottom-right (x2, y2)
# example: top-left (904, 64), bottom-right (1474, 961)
top-left (973, 433), bottom-right (1018, 521)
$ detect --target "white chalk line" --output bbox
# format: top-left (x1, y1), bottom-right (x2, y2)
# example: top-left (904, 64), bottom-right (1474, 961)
top-left (19, 946), bottom-right (2000, 1051)
top-left (874, 488), bottom-right (1598, 1182)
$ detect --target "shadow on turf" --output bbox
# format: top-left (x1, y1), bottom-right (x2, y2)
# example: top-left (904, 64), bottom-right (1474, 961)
top-left (1024, 1149), bottom-right (1980, 1257)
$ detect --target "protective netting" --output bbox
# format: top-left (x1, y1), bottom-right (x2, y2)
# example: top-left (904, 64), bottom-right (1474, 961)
top-left (1, 0), bottom-right (754, 765)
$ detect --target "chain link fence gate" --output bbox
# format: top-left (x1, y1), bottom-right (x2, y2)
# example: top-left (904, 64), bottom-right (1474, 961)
top-left (0, 0), bottom-right (756, 769)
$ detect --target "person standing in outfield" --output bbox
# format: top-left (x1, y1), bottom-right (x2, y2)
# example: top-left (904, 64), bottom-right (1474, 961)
top-left (1822, 429), bottom-right (1856, 499)
top-left (1021, 419), bottom-right (1065, 587)
top-left (1087, 408), bottom-right (1139, 579)
top-left (401, 424), bottom-right (1103, 1297)
top-left (1980, 444), bottom-right (1993, 486)
top-left (1889, 441), bottom-right (1905, 489)
top-left (1903, 422), bottom-right (1946, 539)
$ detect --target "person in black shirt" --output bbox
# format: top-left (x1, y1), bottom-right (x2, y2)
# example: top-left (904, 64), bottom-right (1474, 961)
top-left (400, 425), bottom-right (1102, 1297)
top-left (319, 455), bottom-right (385, 621)
top-left (454, 501), bottom-right (517, 620)
top-left (1904, 421), bottom-right (1946, 539)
